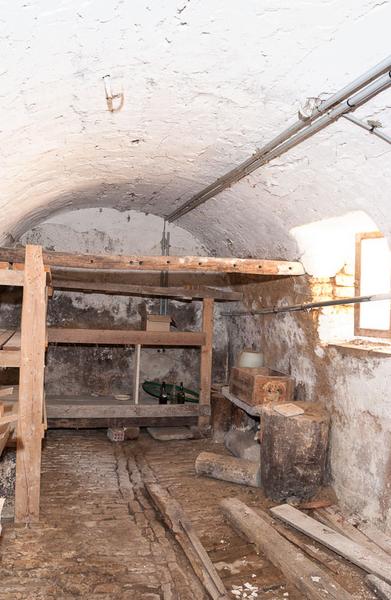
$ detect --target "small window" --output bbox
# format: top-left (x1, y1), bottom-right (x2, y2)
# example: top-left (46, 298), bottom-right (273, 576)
top-left (354, 232), bottom-right (391, 339)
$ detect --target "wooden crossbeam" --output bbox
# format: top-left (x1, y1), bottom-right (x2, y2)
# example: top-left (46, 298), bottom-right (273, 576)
top-left (48, 328), bottom-right (205, 346)
top-left (52, 279), bottom-right (242, 301)
top-left (0, 246), bottom-right (305, 276)
top-left (0, 350), bottom-right (21, 367)
top-left (0, 269), bottom-right (24, 287)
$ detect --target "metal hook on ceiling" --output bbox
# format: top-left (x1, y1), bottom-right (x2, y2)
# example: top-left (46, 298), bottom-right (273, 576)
top-left (102, 75), bottom-right (124, 113)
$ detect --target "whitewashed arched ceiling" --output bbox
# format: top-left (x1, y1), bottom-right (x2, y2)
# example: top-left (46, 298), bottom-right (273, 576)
top-left (1, 0), bottom-right (390, 256)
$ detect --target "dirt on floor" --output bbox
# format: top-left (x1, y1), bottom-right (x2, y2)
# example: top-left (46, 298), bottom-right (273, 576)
top-left (0, 430), bottom-right (378, 599)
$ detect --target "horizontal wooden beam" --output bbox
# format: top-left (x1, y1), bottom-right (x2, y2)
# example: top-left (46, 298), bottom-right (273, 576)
top-left (47, 416), bottom-right (198, 428)
top-left (0, 350), bottom-right (21, 367)
top-left (0, 269), bottom-right (24, 287)
top-left (47, 402), bottom-right (210, 419)
top-left (48, 328), bottom-right (205, 346)
top-left (0, 412), bottom-right (18, 426)
top-left (0, 246), bottom-right (305, 276)
top-left (53, 279), bottom-right (242, 301)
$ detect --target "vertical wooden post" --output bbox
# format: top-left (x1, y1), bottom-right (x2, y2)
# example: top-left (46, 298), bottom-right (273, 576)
top-left (15, 245), bottom-right (47, 523)
top-left (133, 344), bottom-right (141, 405)
top-left (199, 298), bottom-right (214, 429)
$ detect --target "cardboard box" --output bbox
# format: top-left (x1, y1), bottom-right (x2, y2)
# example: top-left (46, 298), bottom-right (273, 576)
top-left (144, 314), bottom-right (171, 332)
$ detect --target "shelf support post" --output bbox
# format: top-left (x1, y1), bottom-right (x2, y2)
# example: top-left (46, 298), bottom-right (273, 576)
top-left (199, 298), bottom-right (214, 429)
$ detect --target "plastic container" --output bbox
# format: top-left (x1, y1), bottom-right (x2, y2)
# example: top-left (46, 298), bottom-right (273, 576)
top-left (238, 350), bottom-right (264, 369)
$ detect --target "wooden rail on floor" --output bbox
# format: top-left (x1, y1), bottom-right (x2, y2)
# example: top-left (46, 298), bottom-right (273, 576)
top-left (0, 246), bottom-right (305, 276)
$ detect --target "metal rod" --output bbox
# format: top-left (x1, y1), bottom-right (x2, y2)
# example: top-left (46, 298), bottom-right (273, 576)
top-left (222, 293), bottom-right (391, 317)
top-left (343, 114), bottom-right (391, 146)
top-left (167, 56), bottom-right (391, 222)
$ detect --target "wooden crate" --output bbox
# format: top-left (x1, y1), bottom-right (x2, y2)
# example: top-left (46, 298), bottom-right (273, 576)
top-left (229, 366), bottom-right (294, 407)
top-left (143, 315), bottom-right (171, 332)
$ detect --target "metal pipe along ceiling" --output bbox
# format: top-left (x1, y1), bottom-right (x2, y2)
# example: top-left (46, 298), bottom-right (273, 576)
top-left (167, 56), bottom-right (391, 222)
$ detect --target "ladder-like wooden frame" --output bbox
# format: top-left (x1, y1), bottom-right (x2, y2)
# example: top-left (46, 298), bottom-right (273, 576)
top-left (0, 245), bottom-right (48, 523)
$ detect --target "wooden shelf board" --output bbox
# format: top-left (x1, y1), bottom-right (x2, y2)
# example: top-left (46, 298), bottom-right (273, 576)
top-left (221, 386), bottom-right (262, 417)
top-left (47, 401), bottom-right (210, 419)
top-left (48, 328), bottom-right (206, 346)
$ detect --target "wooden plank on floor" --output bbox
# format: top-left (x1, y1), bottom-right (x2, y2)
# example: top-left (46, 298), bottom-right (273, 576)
top-left (48, 328), bottom-right (205, 346)
top-left (366, 574), bottom-right (391, 599)
top-left (47, 402), bottom-right (211, 419)
top-left (315, 507), bottom-right (390, 559)
top-left (358, 523), bottom-right (391, 556)
top-left (15, 245), bottom-right (47, 524)
top-left (271, 504), bottom-right (391, 585)
top-left (146, 482), bottom-right (229, 600)
top-left (0, 246), bottom-right (305, 276)
top-left (221, 498), bottom-right (352, 600)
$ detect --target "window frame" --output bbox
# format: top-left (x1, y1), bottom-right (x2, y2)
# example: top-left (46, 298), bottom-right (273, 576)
top-left (354, 231), bottom-right (391, 339)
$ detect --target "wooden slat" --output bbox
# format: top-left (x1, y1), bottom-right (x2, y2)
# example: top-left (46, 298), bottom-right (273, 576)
top-left (53, 279), bottom-right (242, 301)
top-left (0, 424), bottom-right (11, 457)
top-left (47, 328), bottom-right (205, 346)
top-left (358, 522), bottom-right (391, 556)
top-left (47, 402), bottom-right (211, 419)
top-left (15, 245), bottom-right (47, 524)
top-left (199, 298), bottom-right (214, 429)
top-left (271, 504), bottom-right (391, 584)
top-left (0, 350), bottom-right (21, 367)
top-left (0, 268), bottom-right (24, 287)
top-left (0, 412), bottom-right (18, 426)
top-left (3, 331), bottom-right (21, 351)
top-left (0, 330), bottom-right (17, 349)
top-left (221, 498), bottom-right (352, 600)
top-left (315, 507), bottom-right (390, 560)
top-left (0, 246), bottom-right (305, 276)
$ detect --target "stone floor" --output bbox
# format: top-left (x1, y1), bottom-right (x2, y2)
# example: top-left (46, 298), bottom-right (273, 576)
top-left (0, 431), bottom-right (377, 599)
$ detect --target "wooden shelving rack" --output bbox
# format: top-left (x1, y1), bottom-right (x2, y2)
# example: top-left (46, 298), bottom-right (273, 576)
top-left (0, 244), bottom-right (305, 522)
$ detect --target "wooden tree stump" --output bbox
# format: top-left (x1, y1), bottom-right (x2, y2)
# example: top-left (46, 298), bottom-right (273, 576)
top-left (260, 402), bottom-right (330, 501)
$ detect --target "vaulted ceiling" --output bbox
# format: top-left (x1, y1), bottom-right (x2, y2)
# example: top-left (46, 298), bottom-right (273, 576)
top-left (1, 0), bottom-right (391, 258)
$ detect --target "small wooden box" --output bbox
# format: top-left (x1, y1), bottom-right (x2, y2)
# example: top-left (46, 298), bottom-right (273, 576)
top-left (229, 366), bottom-right (294, 407)
top-left (144, 315), bottom-right (171, 332)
